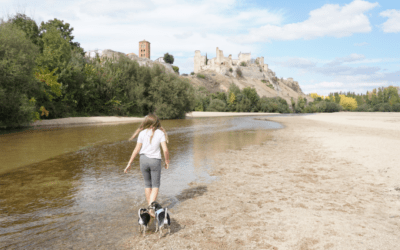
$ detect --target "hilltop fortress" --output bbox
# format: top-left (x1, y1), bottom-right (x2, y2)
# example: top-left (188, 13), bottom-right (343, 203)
top-left (195, 47), bottom-right (268, 74)
top-left (193, 47), bottom-right (306, 97)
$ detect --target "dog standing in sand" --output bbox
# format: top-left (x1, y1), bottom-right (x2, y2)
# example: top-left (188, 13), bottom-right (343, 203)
top-left (138, 208), bottom-right (151, 236)
top-left (149, 201), bottom-right (171, 238)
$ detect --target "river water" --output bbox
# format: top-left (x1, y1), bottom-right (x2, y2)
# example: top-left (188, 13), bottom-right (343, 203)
top-left (0, 115), bottom-right (285, 249)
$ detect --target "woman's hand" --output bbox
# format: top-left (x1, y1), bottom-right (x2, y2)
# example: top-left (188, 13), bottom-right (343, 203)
top-left (124, 164), bottom-right (131, 173)
top-left (165, 160), bottom-right (170, 169)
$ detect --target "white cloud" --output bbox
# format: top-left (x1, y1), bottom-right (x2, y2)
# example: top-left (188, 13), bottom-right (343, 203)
top-left (354, 42), bottom-right (368, 46)
top-left (326, 53), bottom-right (365, 67)
top-left (380, 9), bottom-right (400, 33)
top-left (274, 58), bottom-right (316, 69)
top-left (235, 0), bottom-right (379, 42)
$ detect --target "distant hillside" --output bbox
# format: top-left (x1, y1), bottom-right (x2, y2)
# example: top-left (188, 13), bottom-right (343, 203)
top-left (182, 70), bottom-right (313, 105)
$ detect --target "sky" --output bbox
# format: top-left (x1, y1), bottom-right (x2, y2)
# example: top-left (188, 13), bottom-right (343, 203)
top-left (1, 0), bottom-right (399, 96)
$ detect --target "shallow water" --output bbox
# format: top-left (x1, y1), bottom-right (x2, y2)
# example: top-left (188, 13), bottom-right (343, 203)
top-left (0, 115), bottom-right (287, 249)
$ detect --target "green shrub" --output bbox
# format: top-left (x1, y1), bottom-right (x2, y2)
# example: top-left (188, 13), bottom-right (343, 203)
top-left (325, 102), bottom-right (342, 112)
top-left (240, 62), bottom-right (247, 66)
top-left (229, 68), bottom-right (233, 72)
top-left (236, 68), bottom-right (242, 77)
top-left (371, 103), bottom-right (393, 112)
top-left (197, 74), bottom-right (205, 79)
top-left (315, 101), bottom-right (327, 112)
top-left (304, 105), bottom-right (317, 113)
top-left (392, 103), bottom-right (400, 112)
top-left (355, 103), bottom-right (370, 112)
top-left (267, 84), bottom-right (274, 90)
top-left (261, 80), bottom-right (267, 83)
top-left (172, 66), bottom-right (179, 74)
top-left (236, 97), bottom-right (251, 112)
top-left (191, 72), bottom-right (195, 75)
top-left (257, 96), bottom-right (290, 113)
top-left (206, 99), bottom-right (226, 112)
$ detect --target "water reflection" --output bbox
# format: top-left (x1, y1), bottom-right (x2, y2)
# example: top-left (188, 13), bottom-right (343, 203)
top-left (0, 115), bottom-right (283, 249)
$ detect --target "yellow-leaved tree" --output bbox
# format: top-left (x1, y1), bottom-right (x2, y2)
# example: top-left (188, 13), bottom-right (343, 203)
top-left (229, 92), bottom-right (236, 104)
top-left (339, 95), bottom-right (357, 111)
top-left (33, 67), bottom-right (62, 118)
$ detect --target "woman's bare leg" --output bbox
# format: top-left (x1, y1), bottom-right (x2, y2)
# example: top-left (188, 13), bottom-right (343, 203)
top-left (149, 188), bottom-right (159, 204)
top-left (145, 188), bottom-right (152, 204)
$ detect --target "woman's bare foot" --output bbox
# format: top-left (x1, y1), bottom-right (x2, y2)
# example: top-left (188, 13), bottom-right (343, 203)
top-left (149, 209), bottom-right (155, 218)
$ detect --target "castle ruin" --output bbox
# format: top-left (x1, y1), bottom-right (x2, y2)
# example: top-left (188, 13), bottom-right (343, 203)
top-left (194, 47), bottom-right (269, 75)
top-left (193, 47), bottom-right (305, 96)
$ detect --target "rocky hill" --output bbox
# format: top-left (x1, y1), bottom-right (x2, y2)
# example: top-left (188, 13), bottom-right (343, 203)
top-left (181, 69), bottom-right (313, 105)
top-left (190, 47), bottom-right (313, 104)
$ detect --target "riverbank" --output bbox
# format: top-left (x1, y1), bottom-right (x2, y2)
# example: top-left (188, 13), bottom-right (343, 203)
top-left (119, 112), bottom-right (400, 249)
top-left (31, 112), bottom-right (277, 127)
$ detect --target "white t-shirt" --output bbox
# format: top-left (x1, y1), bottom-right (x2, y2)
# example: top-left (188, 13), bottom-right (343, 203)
top-left (137, 129), bottom-right (166, 159)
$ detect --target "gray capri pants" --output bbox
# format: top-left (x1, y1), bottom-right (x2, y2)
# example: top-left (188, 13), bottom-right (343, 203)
top-left (140, 154), bottom-right (162, 188)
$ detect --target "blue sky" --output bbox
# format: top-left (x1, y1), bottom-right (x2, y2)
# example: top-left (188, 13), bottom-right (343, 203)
top-left (1, 0), bottom-right (399, 95)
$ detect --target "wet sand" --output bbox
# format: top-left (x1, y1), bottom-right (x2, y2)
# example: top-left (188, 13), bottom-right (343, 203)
top-left (119, 112), bottom-right (400, 249)
top-left (31, 112), bottom-right (276, 127)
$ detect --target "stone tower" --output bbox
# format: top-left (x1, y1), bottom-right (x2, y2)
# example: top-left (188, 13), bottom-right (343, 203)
top-left (139, 40), bottom-right (150, 59)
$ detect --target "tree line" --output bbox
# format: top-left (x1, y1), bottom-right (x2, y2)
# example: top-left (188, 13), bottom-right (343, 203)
top-left (307, 87), bottom-right (400, 113)
top-left (0, 13), bottom-right (195, 128)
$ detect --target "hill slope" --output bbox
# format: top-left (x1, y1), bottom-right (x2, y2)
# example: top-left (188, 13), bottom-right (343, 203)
top-left (182, 69), bottom-right (313, 105)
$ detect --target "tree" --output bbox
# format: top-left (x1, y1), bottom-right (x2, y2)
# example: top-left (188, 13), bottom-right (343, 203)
top-left (206, 53), bottom-right (208, 65)
top-left (172, 66), bottom-right (179, 74)
top-left (290, 97), bottom-right (295, 111)
top-left (229, 92), bottom-right (236, 104)
top-left (339, 95), bottom-right (357, 111)
top-left (0, 22), bottom-right (40, 128)
top-left (163, 53), bottom-right (174, 64)
top-left (150, 67), bottom-right (195, 119)
top-left (36, 27), bottom-right (72, 73)
top-left (8, 13), bottom-right (40, 46)
top-left (207, 99), bottom-right (226, 112)
top-left (39, 18), bottom-right (84, 54)
top-left (242, 87), bottom-right (260, 111)
top-left (236, 97), bottom-right (252, 112)
top-left (295, 97), bottom-right (305, 113)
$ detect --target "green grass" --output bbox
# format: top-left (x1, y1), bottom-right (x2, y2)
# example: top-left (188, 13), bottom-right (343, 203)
top-left (197, 74), bottom-right (205, 79)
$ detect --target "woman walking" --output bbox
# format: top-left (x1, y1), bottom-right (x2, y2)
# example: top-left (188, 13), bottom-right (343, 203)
top-left (124, 114), bottom-right (170, 217)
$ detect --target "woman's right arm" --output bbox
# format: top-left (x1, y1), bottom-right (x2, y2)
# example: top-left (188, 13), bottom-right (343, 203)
top-left (161, 141), bottom-right (169, 169)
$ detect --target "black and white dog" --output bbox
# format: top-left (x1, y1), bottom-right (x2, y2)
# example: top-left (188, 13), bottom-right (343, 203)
top-left (149, 201), bottom-right (171, 237)
top-left (138, 208), bottom-right (151, 236)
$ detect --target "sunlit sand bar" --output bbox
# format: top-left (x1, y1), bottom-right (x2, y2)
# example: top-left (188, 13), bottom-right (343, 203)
top-left (120, 112), bottom-right (400, 249)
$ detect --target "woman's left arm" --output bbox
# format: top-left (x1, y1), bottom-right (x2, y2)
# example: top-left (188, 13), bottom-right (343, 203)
top-left (124, 143), bottom-right (142, 173)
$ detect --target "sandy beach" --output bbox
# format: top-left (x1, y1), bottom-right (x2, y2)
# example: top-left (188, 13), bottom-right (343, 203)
top-left (31, 112), bottom-right (276, 127)
top-left (116, 112), bottom-right (400, 249)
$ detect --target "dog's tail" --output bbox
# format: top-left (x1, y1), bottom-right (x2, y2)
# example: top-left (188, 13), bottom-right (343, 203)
top-left (163, 208), bottom-right (168, 225)
top-left (138, 208), bottom-right (143, 223)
